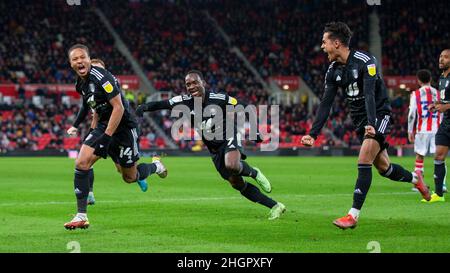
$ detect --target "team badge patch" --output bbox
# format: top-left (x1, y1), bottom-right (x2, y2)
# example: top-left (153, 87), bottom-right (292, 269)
top-left (228, 96), bottom-right (238, 105)
top-left (102, 81), bottom-right (114, 93)
top-left (89, 83), bottom-right (95, 93)
top-left (352, 69), bottom-right (359, 79)
top-left (367, 64), bottom-right (376, 76)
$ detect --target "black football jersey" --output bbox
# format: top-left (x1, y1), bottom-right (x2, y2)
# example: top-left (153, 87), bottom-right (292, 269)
top-left (167, 90), bottom-right (239, 151)
top-left (438, 74), bottom-right (450, 126)
top-left (75, 66), bottom-right (137, 132)
top-left (309, 50), bottom-right (391, 138)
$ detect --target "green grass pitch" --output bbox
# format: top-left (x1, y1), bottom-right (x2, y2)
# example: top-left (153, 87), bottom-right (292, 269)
top-left (0, 156), bottom-right (449, 253)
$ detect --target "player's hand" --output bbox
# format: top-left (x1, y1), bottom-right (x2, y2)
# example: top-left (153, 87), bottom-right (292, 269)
top-left (364, 125), bottom-right (376, 137)
top-left (428, 103), bottom-right (436, 113)
top-left (301, 135), bottom-right (315, 147)
top-left (67, 126), bottom-right (78, 136)
top-left (434, 103), bottom-right (449, 113)
top-left (135, 104), bottom-right (148, 117)
top-left (408, 132), bottom-right (415, 143)
top-left (94, 133), bottom-right (112, 159)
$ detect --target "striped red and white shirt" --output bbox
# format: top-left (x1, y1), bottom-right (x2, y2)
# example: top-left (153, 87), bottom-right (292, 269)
top-left (408, 85), bottom-right (442, 134)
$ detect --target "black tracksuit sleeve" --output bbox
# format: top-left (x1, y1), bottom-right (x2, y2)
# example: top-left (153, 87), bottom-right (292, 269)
top-left (144, 100), bottom-right (172, 111)
top-left (309, 71), bottom-right (338, 139)
top-left (73, 100), bottom-right (89, 128)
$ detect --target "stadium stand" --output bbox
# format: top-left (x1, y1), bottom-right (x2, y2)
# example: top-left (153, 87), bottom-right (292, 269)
top-left (1, 0), bottom-right (442, 152)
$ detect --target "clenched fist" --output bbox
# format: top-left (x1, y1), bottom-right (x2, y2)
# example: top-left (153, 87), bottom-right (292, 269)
top-left (301, 135), bottom-right (315, 147)
top-left (67, 126), bottom-right (78, 136)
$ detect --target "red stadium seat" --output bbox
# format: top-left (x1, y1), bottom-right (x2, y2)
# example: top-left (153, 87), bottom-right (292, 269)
top-left (37, 134), bottom-right (52, 150)
top-left (63, 137), bottom-right (81, 150)
top-left (140, 138), bottom-right (150, 149)
top-left (1, 111), bottom-right (13, 121)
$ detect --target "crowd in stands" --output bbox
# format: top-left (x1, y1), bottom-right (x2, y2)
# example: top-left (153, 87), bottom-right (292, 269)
top-left (2, 0), bottom-right (440, 152)
top-left (0, 0), bottom-right (132, 84)
top-left (379, 0), bottom-right (448, 79)
top-left (206, 0), bottom-right (369, 96)
top-left (0, 98), bottom-right (168, 153)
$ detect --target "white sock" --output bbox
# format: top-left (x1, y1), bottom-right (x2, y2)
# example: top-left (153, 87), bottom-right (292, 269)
top-left (348, 208), bottom-right (360, 220)
top-left (155, 161), bottom-right (163, 174)
top-left (411, 172), bottom-right (418, 184)
top-left (76, 213), bottom-right (87, 220)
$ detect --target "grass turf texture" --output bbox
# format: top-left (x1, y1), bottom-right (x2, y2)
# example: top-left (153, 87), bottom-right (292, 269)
top-left (0, 156), bottom-right (449, 253)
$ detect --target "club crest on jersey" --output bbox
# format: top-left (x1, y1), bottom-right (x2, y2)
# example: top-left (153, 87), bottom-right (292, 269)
top-left (102, 81), bottom-right (114, 93)
top-left (228, 96), bottom-right (238, 105)
top-left (89, 83), bottom-right (95, 93)
top-left (352, 69), bottom-right (359, 79)
top-left (367, 64), bottom-right (376, 76)
top-left (446, 80), bottom-right (449, 88)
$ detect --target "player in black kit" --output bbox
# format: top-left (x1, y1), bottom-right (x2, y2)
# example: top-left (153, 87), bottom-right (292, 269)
top-left (301, 22), bottom-right (430, 229)
top-left (67, 58), bottom-right (108, 205)
top-left (426, 49), bottom-right (450, 203)
top-left (64, 44), bottom-right (167, 230)
top-left (135, 70), bottom-right (286, 220)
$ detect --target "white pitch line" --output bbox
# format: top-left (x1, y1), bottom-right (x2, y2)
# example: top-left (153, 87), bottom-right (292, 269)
top-left (0, 192), bottom-right (418, 207)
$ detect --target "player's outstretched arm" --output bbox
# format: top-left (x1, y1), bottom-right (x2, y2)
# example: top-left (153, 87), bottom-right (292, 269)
top-left (434, 103), bottom-right (450, 113)
top-left (308, 69), bottom-right (338, 141)
top-left (135, 100), bottom-right (171, 117)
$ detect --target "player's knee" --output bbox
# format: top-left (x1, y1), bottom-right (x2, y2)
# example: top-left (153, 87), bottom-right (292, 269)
top-left (225, 161), bottom-right (240, 175)
top-left (374, 162), bottom-right (390, 174)
top-left (75, 158), bottom-right (91, 171)
top-left (435, 153), bottom-right (446, 161)
top-left (358, 159), bottom-right (373, 166)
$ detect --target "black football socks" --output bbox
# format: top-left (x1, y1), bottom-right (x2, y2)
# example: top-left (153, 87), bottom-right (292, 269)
top-left (380, 164), bottom-right (413, 182)
top-left (88, 168), bottom-right (94, 192)
top-left (239, 161), bottom-right (257, 179)
top-left (74, 168), bottom-right (90, 213)
top-left (137, 163), bottom-right (157, 181)
top-left (352, 164), bottom-right (372, 210)
top-left (434, 160), bottom-right (446, 197)
top-left (240, 182), bottom-right (276, 208)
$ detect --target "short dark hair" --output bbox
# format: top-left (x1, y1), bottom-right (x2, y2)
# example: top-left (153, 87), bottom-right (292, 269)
top-left (91, 58), bottom-right (106, 68)
top-left (186, 70), bottom-right (204, 80)
top-left (416, 69), bottom-right (431, 84)
top-left (68, 44), bottom-right (90, 58)
top-left (324, 22), bottom-right (353, 47)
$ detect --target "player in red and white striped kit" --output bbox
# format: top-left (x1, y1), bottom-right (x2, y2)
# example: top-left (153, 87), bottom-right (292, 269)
top-left (408, 69), bottom-right (446, 192)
